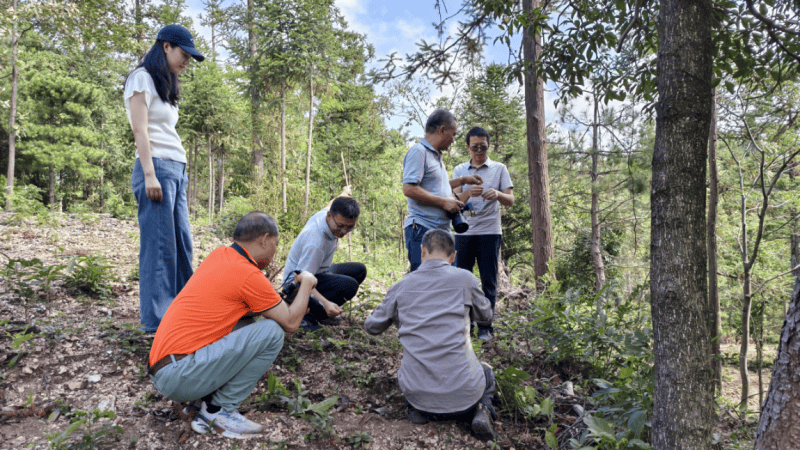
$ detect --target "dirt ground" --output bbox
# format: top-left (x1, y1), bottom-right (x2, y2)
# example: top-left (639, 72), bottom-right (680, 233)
top-left (0, 213), bottom-right (558, 450)
top-left (0, 213), bottom-right (772, 449)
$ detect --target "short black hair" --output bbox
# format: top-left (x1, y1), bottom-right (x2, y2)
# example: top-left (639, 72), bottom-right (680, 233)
top-left (330, 197), bottom-right (360, 219)
top-left (422, 229), bottom-right (455, 256)
top-left (233, 211), bottom-right (279, 242)
top-left (465, 126), bottom-right (490, 147)
top-left (425, 109), bottom-right (457, 134)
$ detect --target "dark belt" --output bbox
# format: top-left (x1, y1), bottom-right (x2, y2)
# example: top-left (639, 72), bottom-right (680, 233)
top-left (148, 354), bottom-right (189, 376)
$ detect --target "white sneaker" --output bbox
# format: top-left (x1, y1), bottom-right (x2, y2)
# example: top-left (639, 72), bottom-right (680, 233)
top-left (198, 401), bottom-right (263, 435)
top-left (191, 416), bottom-right (256, 439)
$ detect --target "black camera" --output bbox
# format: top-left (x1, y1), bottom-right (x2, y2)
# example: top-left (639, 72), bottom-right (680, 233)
top-left (281, 270), bottom-right (324, 309)
top-left (448, 202), bottom-right (475, 234)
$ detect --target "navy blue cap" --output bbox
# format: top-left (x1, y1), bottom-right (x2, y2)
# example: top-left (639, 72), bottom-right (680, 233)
top-left (156, 24), bottom-right (205, 62)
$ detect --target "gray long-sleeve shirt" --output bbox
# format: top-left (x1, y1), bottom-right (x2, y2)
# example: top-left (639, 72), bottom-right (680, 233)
top-left (364, 258), bottom-right (493, 413)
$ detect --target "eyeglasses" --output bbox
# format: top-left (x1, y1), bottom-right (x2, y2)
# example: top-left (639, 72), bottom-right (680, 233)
top-left (331, 215), bottom-right (356, 232)
top-left (469, 145), bottom-right (489, 153)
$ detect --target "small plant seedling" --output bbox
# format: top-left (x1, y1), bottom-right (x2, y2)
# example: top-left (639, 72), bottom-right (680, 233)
top-left (348, 431), bottom-right (372, 448)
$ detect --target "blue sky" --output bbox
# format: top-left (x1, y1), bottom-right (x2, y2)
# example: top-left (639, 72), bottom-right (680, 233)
top-left (183, 0), bottom-right (552, 136)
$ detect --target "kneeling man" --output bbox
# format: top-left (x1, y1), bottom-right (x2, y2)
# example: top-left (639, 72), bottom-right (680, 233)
top-left (284, 196), bottom-right (366, 331)
top-left (148, 211), bottom-right (317, 439)
top-left (364, 229), bottom-right (498, 441)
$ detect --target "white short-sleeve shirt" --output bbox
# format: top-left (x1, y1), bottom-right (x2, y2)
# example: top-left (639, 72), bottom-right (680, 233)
top-left (124, 67), bottom-right (186, 163)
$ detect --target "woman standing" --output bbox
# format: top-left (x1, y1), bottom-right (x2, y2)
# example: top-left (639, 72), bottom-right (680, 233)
top-left (124, 25), bottom-right (204, 332)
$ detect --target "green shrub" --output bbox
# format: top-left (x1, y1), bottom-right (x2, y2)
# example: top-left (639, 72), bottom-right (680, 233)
top-left (63, 255), bottom-right (116, 300)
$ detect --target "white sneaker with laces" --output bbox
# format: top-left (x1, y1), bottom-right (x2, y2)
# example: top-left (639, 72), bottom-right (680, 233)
top-left (198, 401), bottom-right (263, 435)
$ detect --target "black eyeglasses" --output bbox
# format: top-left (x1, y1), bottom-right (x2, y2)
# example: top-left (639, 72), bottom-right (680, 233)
top-left (331, 215), bottom-right (356, 232)
top-left (469, 145), bottom-right (488, 153)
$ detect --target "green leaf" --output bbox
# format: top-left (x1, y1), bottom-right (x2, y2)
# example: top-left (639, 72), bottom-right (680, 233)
top-left (541, 396), bottom-right (554, 417)
top-left (545, 430), bottom-right (559, 449)
top-left (307, 396), bottom-right (338, 415)
top-left (498, 365), bottom-right (531, 385)
top-left (584, 415), bottom-right (615, 439)
top-left (627, 409), bottom-right (646, 438)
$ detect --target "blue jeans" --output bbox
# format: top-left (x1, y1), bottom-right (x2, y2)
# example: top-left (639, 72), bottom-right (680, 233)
top-left (131, 158), bottom-right (193, 332)
top-left (405, 223), bottom-right (430, 272)
top-left (151, 319), bottom-right (284, 411)
top-left (455, 235), bottom-right (502, 333)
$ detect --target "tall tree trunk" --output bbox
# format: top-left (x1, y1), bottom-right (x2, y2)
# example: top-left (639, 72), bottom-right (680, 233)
top-left (741, 272), bottom-right (753, 410)
top-left (755, 274), bottom-right (800, 449)
top-left (211, 22), bottom-right (216, 63)
top-left (650, 0), bottom-right (714, 447)
top-left (281, 78), bottom-right (287, 213)
top-left (708, 83), bottom-right (721, 396)
top-left (5, 0), bottom-right (19, 211)
top-left (48, 164), bottom-right (55, 210)
top-left (134, 0), bottom-right (142, 44)
top-left (217, 153), bottom-right (224, 211)
top-left (522, 0), bottom-right (553, 288)
top-left (207, 135), bottom-right (214, 222)
top-left (304, 76), bottom-right (314, 217)
top-left (248, 0), bottom-right (264, 179)
top-left (791, 214), bottom-right (799, 316)
top-left (590, 96), bottom-right (605, 298)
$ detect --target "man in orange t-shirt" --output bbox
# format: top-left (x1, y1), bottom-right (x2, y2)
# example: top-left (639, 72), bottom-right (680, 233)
top-left (148, 211), bottom-right (317, 439)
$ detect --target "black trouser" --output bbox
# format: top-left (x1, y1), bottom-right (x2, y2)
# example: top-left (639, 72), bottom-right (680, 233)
top-left (455, 235), bottom-right (501, 333)
top-left (306, 262), bottom-right (367, 323)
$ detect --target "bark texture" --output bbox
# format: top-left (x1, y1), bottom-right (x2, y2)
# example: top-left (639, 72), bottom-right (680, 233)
top-left (708, 85), bottom-right (721, 396)
top-left (522, 0), bottom-right (554, 285)
top-left (755, 276), bottom-right (800, 449)
top-left (650, 0), bottom-right (715, 447)
top-left (5, 0), bottom-right (19, 211)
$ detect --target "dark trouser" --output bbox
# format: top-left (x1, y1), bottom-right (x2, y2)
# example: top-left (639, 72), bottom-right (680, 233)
top-left (455, 234), bottom-right (501, 333)
top-left (306, 262), bottom-right (367, 323)
top-left (410, 363), bottom-right (496, 422)
top-left (405, 223), bottom-right (430, 272)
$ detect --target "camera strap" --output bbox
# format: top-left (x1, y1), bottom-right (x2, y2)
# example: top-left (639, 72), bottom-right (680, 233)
top-left (230, 242), bottom-right (258, 268)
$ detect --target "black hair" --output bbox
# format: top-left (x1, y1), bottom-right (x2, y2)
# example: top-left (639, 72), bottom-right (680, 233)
top-left (465, 126), bottom-right (490, 147)
top-left (422, 229), bottom-right (455, 256)
top-left (233, 212), bottom-right (279, 242)
top-left (330, 197), bottom-right (360, 219)
top-left (126, 40), bottom-right (180, 106)
top-left (425, 109), bottom-right (457, 134)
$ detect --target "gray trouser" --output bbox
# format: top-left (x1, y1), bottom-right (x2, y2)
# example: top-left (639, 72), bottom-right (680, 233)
top-left (150, 318), bottom-right (284, 411)
top-left (415, 363), bottom-right (496, 420)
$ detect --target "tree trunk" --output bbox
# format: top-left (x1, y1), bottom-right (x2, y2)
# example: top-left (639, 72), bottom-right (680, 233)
top-left (650, 0), bottom-right (714, 447)
top-left (741, 274), bottom-right (752, 410)
top-left (48, 164), bottom-right (55, 210)
top-left (217, 152), bottom-right (224, 211)
top-left (188, 136), bottom-right (196, 212)
top-left (305, 76), bottom-right (314, 217)
top-left (248, 0), bottom-right (264, 179)
top-left (755, 274), bottom-right (800, 449)
top-left (207, 135), bottom-right (214, 222)
top-left (5, 0), bottom-right (19, 211)
top-left (281, 78), bottom-right (287, 213)
top-left (708, 83), bottom-right (721, 397)
top-left (522, 0), bottom-right (553, 288)
top-left (590, 97), bottom-right (605, 299)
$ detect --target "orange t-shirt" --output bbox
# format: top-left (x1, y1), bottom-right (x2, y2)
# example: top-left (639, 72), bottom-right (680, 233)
top-left (149, 246), bottom-right (282, 366)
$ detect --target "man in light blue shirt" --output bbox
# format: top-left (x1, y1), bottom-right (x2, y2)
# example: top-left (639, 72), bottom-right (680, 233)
top-left (283, 197), bottom-right (366, 331)
top-left (403, 109), bottom-right (483, 272)
top-left (453, 127), bottom-right (515, 342)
